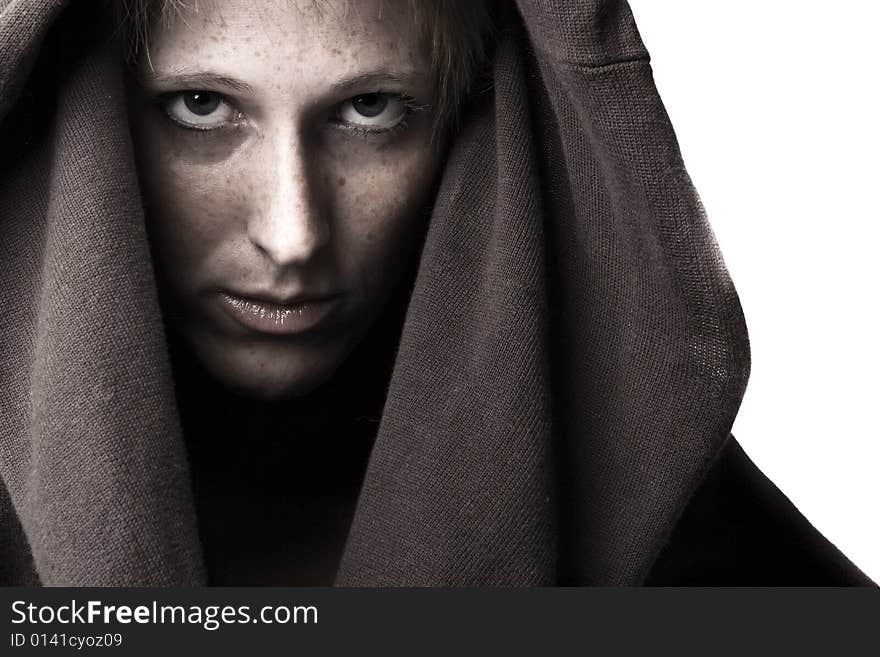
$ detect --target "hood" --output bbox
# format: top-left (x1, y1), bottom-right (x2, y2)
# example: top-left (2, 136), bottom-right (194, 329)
top-left (0, 0), bottom-right (750, 585)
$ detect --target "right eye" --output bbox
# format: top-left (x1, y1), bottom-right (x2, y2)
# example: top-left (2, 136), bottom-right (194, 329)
top-left (162, 91), bottom-right (239, 130)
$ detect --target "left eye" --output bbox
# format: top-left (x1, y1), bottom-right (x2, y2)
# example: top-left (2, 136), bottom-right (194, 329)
top-left (337, 93), bottom-right (411, 131)
top-left (163, 91), bottom-right (237, 129)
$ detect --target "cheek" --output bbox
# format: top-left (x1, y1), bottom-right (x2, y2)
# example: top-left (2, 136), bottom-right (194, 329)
top-left (327, 146), bottom-right (438, 290)
top-left (129, 105), bottom-right (258, 286)
top-left (137, 142), bottom-right (251, 289)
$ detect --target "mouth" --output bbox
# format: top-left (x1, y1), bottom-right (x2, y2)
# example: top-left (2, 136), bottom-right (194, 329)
top-left (218, 290), bottom-right (341, 336)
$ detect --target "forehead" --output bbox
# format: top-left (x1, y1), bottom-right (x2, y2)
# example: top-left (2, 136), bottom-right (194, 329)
top-left (142, 0), bottom-right (431, 87)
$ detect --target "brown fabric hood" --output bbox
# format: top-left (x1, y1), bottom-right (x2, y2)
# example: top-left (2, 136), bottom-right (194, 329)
top-left (0, 0), bottom-right (750, 585)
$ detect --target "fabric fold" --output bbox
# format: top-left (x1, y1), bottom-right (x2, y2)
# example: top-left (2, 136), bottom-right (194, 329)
top-left (336, 8), bottom-right (558, 585)
top-left (337, 0), bottom-right (749, 585)
top-left (1, 1), bottom-right (204, 585)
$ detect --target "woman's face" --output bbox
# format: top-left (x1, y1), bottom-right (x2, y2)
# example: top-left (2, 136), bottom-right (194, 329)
top-left (127, 0), bottom-right (442, 400)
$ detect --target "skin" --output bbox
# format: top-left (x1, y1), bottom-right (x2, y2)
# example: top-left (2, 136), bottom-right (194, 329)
top-left (127, 0), bottom-right (443, 400)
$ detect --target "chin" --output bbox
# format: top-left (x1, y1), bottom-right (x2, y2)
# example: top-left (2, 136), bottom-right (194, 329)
top-left (192, 333), bottom-right (351, 402)
top-left (227, 368), bottom-right (330, 401)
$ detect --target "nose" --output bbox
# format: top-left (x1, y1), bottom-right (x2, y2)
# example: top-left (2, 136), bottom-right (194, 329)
top-left (246, 130), bottom-right (330, 267)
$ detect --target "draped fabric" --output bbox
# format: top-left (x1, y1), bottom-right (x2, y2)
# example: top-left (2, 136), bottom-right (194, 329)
top-left (0, 0), bottom-right (872, 586)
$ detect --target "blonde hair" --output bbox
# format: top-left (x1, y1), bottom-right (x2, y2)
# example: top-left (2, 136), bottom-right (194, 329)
top-left (113, 0), bottom-right (494, 141)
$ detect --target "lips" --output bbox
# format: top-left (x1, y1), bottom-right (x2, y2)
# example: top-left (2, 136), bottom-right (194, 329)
top-left (218, 290), bottom-right (340, 335)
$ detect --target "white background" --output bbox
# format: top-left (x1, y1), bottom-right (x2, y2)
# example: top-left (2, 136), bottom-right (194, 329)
top-left (627, 1), bottom-right (879, 582)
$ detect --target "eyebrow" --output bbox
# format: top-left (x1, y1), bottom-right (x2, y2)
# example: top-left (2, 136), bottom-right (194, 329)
top-left (139, 71), bottom-right (255, 94)
top-left (329, 71), bottom-right (428, 94)
top-left (139, 69), bottom-right (429, 96)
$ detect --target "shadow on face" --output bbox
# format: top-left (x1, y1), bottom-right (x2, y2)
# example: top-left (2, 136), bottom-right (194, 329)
top-left (126, 0), bottom-right (445, 400)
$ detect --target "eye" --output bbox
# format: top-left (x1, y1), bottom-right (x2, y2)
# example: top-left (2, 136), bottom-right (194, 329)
top-left (336, 93), bottom-right (413, 132)
top-left (162, 91), bottom-right (239, 130)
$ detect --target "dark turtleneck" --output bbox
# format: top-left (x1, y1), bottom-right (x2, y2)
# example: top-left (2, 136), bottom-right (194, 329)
top-left (166, 278), bottom-right (410, 586)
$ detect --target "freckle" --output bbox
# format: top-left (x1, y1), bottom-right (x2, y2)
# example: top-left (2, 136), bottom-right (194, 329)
top-left (337, 176), bottom-right (346, 187)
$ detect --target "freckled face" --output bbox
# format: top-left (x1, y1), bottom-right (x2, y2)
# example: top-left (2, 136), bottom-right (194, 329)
top-left (127, 0), bottom-right (442, 400)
